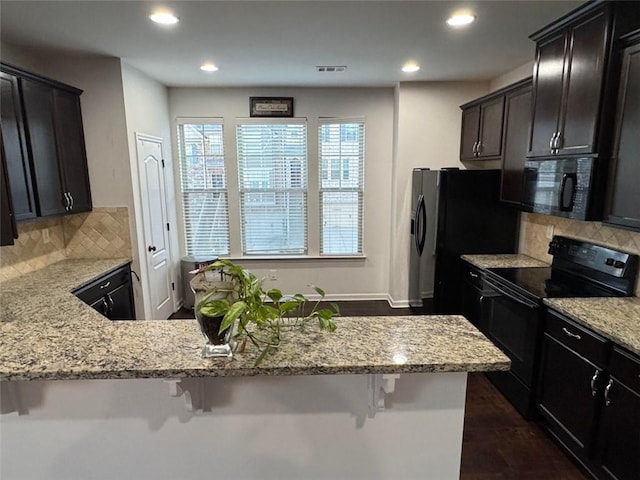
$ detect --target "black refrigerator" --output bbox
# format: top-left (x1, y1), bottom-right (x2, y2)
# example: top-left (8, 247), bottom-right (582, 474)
top-left (409, 168), bottom-right (519, 313)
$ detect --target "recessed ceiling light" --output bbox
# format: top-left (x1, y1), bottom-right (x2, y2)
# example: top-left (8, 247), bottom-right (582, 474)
top-left (200, 63), bottom-right (219, 72)
top-left (402, 63), bottom-right (420, 73)
top-left (149, 10), bottom-right (179, 25)
top-left (446, 14), bottom-right (475, 27)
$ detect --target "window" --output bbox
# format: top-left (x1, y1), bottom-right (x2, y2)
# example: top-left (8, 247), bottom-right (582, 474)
top-left (236, 120), bottom-right (308, 255)
top-left (318, 120), bottom-right (365, 255)
top-left (177, 120), bottom-right (229, 255)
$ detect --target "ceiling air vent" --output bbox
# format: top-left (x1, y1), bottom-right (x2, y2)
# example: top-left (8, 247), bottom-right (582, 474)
top-left (316, 66), bottom-right (347, 73)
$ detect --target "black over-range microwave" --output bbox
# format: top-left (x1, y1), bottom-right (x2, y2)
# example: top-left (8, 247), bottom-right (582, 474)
top-left (522, 157), bottom-right (607, 221)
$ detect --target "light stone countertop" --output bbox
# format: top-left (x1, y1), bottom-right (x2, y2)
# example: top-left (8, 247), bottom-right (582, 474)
top-left (461, 253), bottom-right (550, 269)
top-left (544, 297), bottom-right (640, 357)
top-left (0, 259), bottom-right (510, 381)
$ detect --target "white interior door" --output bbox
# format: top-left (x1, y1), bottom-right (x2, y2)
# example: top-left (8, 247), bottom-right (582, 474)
top-left (136, 134), bottom-right (174, 320)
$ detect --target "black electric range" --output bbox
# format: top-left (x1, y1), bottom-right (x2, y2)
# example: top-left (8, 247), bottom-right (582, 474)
top-left (479, 236), bottom-right (638, 418)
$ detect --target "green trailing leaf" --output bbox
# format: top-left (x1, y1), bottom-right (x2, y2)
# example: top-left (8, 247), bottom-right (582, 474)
top-left (310, 284), bottom-right (325, 298)
top-left (200, 299), bottom-right (231, 318)
top-left (219, 300), bottom-right (247, 332)
top-left (267, 288), bottom-right (283, 303)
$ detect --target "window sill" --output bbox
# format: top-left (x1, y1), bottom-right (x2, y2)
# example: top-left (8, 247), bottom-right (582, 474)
top-left (224, 255), bottom-right (367, 262)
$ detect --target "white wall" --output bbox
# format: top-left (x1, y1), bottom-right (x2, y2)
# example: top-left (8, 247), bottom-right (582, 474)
top-left (121, 63), bottom-right (180, 318)
top-left (490, 62), bottom-right (533, 92)
top-left (168, 87), bottom-right (395, 301)
top-left (388, 81), bottom-right (490, 305)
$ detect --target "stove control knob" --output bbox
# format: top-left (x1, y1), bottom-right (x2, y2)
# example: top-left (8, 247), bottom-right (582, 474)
top-left (614, 260), bottom-right (625, 269)
top-left (605, 258), bottom-right (615, 266)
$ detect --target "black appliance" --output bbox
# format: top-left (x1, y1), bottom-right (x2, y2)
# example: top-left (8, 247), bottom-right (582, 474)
top-left (409, 168), bottom-right (519, 312)
top-left (522, 157), bottom-right (607, 221)
top-left (482, 236), bottom-right (638, 418)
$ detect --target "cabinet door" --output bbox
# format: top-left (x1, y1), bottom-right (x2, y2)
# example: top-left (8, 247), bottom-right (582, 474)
top-left (460, 105), bottom-right (480, 160)
top-left (20, 78), bottom-right (66, 217)
top-left (477, 96), bottom-right (504, 158)
top-left (528, 32), bottom-right (566, 157)
top-left (500, 85), bottom-right (532, 204)
top-left (0, 72), bottom-right (36, 221)
top-left (597, 379), bottom-right (640, 480)
top-left (605, 42), bottom-right (640, 231)
top-left (106, 281), bottom-right (135, 320)
top-left (0, 140), bottom-right (17, 245)
top-left (557, 10), bottom-right (609, 155)
top-left (52, 89), bottom-right (92, 213)
top-left (538, 333), bottom-right (603, 458)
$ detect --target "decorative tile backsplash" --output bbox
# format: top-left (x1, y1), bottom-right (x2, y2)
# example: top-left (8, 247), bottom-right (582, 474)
top-left (519, 213), bottom-right (640, 296)
top-left (0, 207), bottom-right (131, 282)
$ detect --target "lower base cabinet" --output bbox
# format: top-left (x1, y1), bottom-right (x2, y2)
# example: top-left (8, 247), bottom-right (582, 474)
top-left (537, 309), bottom-right (640, 480)
top-left (74, 264), bottom-right (135, 320)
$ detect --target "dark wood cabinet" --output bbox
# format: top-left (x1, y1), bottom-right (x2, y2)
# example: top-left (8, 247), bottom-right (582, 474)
top-left (1, 139), bottom-right (17, 246)
top-left (0, 71), bottom-right (37, 222)
top-left (460, 261), bottom-right (490, 334)
top-left (604, 36), bottom-right (640, 231)
top-left (500, 80), bottom-right (532, 204)
top-left (74, 264), bottom-right (135, 320)
top-left (597, 347), bottom-right (640, 480)
top-left (460, 96), bottom-right (504, 160)
top-left (528, 5), bottom-right (610, 158)
top-left (0, 63), bottom-right (92, 228)
top-left (538, 309), bottom-right (640, 479)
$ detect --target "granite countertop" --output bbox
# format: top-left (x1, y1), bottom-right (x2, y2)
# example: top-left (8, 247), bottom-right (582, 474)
top-left (544, 297), bottom-right (640, 357)
top-left (0, 260), bottom-right (510, 381)
top-left (461, 253), bottom-right (549, 269)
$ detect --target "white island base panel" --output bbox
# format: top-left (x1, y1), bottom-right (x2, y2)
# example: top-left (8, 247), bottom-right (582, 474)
top-left (1, 372), bottom-right (468, 480)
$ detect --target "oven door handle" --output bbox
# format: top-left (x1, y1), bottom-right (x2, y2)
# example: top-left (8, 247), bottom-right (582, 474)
top-left (484, 277), bottom-right (540, 310)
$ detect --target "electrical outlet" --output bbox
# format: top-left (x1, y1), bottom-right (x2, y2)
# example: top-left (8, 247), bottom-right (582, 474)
top-left (546, 225), bottom-right (554, 240)
top-left (42, 228), bottom-right (50, 243)
top-left (269, 270), bottom-right (277, 281)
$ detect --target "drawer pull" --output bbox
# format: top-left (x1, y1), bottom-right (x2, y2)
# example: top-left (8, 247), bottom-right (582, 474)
top-left (469, 272), bottom-right (479, 279)
top-left (562, 327), bottom-right (581, 341)
top-left (99, 281), bottom-right (111, 289)
top-left (590, 370), bottom-right (599, 397)
top-left (604, 379), bottom-right (613, 407)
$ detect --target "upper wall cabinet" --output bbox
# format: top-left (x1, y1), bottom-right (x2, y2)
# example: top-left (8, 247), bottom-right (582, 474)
top-left (604, 33), bottom-right (640, 231)
top-left (0, 63), bottom-right (92, 225)
top-left (460, 95), bottom-right (505, 161)
top-left (459, 78), bottom-right (532, 205)
top-left (527, 2), bottom-right (639, 159)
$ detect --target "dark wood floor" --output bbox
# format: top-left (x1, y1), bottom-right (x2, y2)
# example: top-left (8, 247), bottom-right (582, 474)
top-left (461, 372), bottom-right (588, 479)
top-left (173, 300), bottom-right (589, 479)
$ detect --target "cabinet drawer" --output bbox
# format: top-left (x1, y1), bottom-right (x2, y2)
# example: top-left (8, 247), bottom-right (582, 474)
top-left (74, 265), bottom-right (131, 304)
top-left (609, 347), bottom-right (640, 396)
top-left (545, 310), bottom-right (609, 366)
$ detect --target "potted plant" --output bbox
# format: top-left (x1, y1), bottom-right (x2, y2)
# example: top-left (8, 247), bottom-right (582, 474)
top-left (192, 259), bottom-right (339, 364)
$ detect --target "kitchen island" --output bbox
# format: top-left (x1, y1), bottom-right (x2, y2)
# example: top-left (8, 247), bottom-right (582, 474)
top-left (0, 259), bottom-right (509, 480)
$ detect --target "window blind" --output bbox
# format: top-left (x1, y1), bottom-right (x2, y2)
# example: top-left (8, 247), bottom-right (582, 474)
top-left (318, 119), bottom-right (365, 255)
top-left (236, 120), bottom-right (308, 255)
top-left (177, 120), bottom-right (229, 256)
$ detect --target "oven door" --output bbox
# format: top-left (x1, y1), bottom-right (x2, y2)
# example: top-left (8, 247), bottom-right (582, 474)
top-left (483, 276), bottom-right (542, 387)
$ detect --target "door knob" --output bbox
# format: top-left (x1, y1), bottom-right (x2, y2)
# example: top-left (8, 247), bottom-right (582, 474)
top-left (148, 245), bottom-right (157, 252)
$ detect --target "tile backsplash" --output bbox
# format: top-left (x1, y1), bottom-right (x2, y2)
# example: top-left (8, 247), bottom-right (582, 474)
top-left (0, 207), bottom-right (131, 282)
top-left (519, 212), bottom-right (640, 296)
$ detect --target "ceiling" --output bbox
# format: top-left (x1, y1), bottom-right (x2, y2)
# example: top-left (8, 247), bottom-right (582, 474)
top-left (0, 0), bottom-right (585, 88)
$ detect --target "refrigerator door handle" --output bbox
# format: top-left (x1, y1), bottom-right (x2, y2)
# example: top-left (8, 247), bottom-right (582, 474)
top-left (417, 195), bottom-right (426, 255)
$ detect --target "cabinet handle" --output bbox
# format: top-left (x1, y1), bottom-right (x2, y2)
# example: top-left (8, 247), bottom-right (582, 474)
top-left (590, 370), bottom-right (599, 397)
top-left (554, 132), bottom-right (562, 151)
top-left (469, 271), bottom-right (479, 279)
top-left (148, 245), bottom-right (157, 252)
top-left (99, 281), bottom-right (111, 289)
top-left (63, 192), bottom-right (70, 211)
top-left (472, 141), bottom-right (477, 155)
top-left (562, 327), bottom-right (581, 341)
top-left (69, 192), bottom-right (74, 210)
top-left (476, 142), bottom-right (482, 155)
top-left (604, 378), bottom-right (613, 407)
top-left (106, 293), bottom-right (114, 316)
top-left (101, 298), bottom-right (109, 315)
top-left (549, 133), bottom-right (556, 151)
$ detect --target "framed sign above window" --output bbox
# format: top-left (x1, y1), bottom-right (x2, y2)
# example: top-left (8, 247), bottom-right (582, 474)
top-left (250, 97), bottom-right (294, 117)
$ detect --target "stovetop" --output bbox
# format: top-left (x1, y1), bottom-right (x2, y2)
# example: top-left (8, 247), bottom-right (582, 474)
top-left (485, 267), bottom-right (623, 300)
